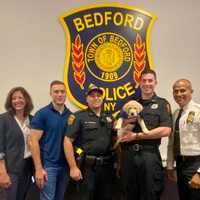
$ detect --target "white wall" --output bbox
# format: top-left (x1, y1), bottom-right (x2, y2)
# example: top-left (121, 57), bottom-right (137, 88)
top-left (1, 0), bottom-right (200, 160)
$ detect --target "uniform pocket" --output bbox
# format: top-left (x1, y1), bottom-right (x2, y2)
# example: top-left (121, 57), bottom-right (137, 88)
top-left (144, 113), bottom-right (160, 129)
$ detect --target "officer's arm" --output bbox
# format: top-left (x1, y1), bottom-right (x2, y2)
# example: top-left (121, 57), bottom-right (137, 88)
top-left (29, 129), bottom-right (44, 171)
top-left (63, 136), bottom-right (77, 169)
top-left (64, 113), bottom-right (80, 169)
top-left (64, 136), bottom-right (82, 181)
top-left (120, 126), bottom-right (171, 142)
top-left (138, 100), bottom-right (172, 139)
top-left (137, 126), bottom-right (171, 140)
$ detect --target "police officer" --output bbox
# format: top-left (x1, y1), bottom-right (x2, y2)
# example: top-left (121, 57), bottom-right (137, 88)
top-left (167, 79), bottom-right (200, 200)
top-left (119, 70), bottom-right (172, 200)
top-left (63, 84), bottom-right (114, 200)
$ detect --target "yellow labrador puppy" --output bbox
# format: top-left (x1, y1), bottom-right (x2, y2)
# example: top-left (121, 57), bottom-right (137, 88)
top-left (114, 100), bottom-right (149, 148)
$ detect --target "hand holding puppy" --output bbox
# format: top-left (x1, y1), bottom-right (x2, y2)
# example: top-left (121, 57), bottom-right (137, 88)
top-left (113, 100), bottom-right (149, 148)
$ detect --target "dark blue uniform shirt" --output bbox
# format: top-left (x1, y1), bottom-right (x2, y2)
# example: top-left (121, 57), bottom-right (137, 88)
top-left (65, 109), bottom-right (114, 156)
top-left (133, 94), bottom-right (172, 146)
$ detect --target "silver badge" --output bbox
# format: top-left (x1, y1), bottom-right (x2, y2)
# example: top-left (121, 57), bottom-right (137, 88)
top-left (151, 104), bottom-right (158, 109)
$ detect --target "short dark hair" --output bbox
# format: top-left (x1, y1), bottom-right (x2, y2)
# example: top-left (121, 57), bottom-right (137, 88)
top-left (5, 87), bottom-right (33, 117)
top-left (50, 80), bottom-right (65, 88)
top-left (141, 69), bottom-right (157, 80)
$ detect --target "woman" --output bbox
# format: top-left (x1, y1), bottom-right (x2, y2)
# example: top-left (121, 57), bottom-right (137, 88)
top-left (0, 87), bottom-right (34, 200)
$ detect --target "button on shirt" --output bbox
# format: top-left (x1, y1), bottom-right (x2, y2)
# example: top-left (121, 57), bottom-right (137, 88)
top-left (167, 100), bottom-right (200, 169)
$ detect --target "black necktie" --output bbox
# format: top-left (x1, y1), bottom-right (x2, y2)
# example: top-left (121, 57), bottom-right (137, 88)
top-left (173, 109), bottom-right (183, 158)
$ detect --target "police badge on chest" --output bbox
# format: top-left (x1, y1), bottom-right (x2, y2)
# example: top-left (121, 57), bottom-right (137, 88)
top-left (186, 111), bottom-right (195, 124)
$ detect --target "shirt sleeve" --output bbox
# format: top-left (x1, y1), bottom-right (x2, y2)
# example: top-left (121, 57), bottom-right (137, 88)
top-left (65, 114), bottom-right (81, 140)
top-left (159, 100), bottom-right (173, 128)
top-left (0, 114), bottom-right (6, 160)
top-left (31, 110), bottom-right (45, 131)
top-left (166, 130), bottom-right (175, 169)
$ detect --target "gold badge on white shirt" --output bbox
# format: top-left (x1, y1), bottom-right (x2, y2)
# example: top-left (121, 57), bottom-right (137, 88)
top-left (186, 111), bottom-right (195, 124)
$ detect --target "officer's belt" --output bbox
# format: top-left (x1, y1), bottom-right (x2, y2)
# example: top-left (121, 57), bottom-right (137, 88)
top-left (121, 144), bottom-right (159, 152)
top-left (85, 154), bottom-right (112, 166)
top-left (176, 155), bottom-right (200, 162)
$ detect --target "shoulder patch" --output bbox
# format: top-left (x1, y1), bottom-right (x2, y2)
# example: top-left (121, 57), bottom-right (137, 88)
top-left (67, 114), bottom-right (75, 125)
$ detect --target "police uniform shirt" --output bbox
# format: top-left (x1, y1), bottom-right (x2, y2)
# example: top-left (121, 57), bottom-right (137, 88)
top-left (167, 100), bottom-right (200, 169)
top-left (134, 94), bottom-right (172, 146)
top-left (65, 109), bottom-right (114, 156)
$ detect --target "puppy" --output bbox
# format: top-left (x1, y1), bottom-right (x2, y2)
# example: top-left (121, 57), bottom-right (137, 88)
top-left (114, 100), bottom-right (149, 148)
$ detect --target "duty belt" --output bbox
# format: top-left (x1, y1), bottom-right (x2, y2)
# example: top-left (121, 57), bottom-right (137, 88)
top-left (85, 155), bottom-right (113, 166)
top-left (122, 144), bottom-right (159, 152)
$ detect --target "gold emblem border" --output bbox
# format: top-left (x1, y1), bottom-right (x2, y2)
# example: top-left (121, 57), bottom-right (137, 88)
top-left (59, 3), bottom-right (157, 110)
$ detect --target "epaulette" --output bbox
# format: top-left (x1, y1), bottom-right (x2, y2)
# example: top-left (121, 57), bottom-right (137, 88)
top-left (74, 109), bottom-right (90, 117)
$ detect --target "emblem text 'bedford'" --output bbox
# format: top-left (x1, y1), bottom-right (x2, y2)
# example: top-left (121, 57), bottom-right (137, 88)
top-left (60, 4), bottom-right (156, 114)
top-left (73, 11), bottom-right (144, 32)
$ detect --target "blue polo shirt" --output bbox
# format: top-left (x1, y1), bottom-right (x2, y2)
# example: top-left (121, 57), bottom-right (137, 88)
top-left (31, 103), bottom-right (71, 168)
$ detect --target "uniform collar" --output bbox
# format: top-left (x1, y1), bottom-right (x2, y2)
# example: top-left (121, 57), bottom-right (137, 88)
top-left (181, 100), bottom-right (194, 111)
top-left (138, 93), bottom-right (158, 104)
top-left (88, 108), bottom-right (104, 117)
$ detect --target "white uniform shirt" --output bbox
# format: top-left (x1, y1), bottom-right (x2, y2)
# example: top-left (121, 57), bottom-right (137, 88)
top-left (15, 116), bottom-right (31, 159)
top-left (167, 100), bottom-right (200, 169)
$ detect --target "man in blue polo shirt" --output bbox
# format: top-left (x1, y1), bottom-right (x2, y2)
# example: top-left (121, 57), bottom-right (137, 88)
top-left (29, 80), bottom-right (71, 200)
